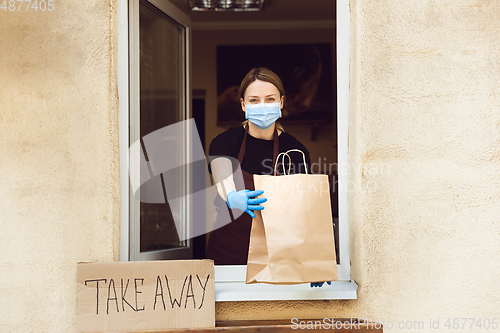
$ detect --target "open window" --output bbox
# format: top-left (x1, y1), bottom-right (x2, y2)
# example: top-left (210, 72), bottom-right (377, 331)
top-left (122, 0), bottom-right (193, 261)
top-left (119, 0), bottom-right (356, 300)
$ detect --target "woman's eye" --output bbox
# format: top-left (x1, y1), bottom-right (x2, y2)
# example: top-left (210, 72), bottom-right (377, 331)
top-left (249, 99), bottom-right (258, 103)
top-left (267, 98), bottom-right (275, 102)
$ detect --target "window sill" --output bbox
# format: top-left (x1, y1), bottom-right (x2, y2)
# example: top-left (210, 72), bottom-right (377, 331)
top-left (214, 265), bottom-right (358, 301)
top-left (128, 319), bottom-right (382, 332)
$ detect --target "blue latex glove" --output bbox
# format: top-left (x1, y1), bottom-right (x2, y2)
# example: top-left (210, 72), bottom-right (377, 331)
top-left (310, 281), bottom-right (332, 288)
top-left (226, 189), bottom-right (267, 218)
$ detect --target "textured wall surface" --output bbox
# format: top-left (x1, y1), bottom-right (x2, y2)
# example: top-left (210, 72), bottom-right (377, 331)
top-left (0, 1), bottom-right (119, 332)
top-left (212, 0), bottom-right (500, 329)
top-left (348, 0), bottom-right (500, 329)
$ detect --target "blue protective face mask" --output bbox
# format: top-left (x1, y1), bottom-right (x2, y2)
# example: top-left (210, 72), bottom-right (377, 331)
top-left (244, 102), bottom-right (282, 130)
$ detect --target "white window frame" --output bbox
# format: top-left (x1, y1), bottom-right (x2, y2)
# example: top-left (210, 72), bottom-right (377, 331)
top-left (124, 0), bottom-right (194, 261)
top-left (118, 0), bottom-right (356, 300)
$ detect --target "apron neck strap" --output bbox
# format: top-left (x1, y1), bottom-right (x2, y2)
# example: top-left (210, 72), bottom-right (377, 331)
top-left (272, 126), bottom-right (279, 173)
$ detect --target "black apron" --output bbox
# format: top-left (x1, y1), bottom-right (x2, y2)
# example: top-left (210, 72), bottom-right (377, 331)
top-left (206, 124), bottom-right (279, 265)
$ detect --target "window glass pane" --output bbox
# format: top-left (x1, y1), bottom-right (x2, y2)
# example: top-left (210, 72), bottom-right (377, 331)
top-left (139, 0), bottom-right (186, 253)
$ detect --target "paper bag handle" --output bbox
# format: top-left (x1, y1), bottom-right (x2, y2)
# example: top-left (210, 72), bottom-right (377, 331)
top-left (274, 152), bottom-right (291, 176)
top-left (273, 149), bottom-right (308, 176)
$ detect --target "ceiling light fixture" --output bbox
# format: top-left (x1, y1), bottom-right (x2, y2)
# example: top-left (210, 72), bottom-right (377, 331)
top-left (188, 0), bottom-right (265, 11)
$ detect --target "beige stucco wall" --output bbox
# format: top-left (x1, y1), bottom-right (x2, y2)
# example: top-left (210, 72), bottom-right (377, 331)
top-left (0, 1), bottom-right (120, 332)
top-left (347, 0), bottom-right (500, 328)
top-left (1, 0), bottom-right (500, 332)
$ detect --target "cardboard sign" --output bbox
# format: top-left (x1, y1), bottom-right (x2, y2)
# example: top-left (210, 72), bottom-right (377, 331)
top-left (77, 260), bottom-right (215, 332)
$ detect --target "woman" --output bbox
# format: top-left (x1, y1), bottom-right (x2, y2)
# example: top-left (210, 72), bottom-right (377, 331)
top-left (206, 67), bottom-right (311, 264)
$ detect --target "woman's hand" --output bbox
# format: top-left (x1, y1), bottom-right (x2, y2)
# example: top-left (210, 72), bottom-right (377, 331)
top-left (310, 281), bottom-right (332, 288)
top-left (227, 189), bottom-right (267, 218)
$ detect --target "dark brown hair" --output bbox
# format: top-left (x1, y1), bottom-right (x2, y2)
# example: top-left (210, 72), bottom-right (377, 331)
top-left (239, 67), bottom-right (286, 102)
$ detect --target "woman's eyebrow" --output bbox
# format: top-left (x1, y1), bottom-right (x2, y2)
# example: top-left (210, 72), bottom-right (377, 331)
top-left (247, 94), bottom-right (278, 98)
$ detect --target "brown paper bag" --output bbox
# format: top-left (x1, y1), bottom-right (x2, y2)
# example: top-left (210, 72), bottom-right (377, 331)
top-left (246, 150), bottom-right (338, 284)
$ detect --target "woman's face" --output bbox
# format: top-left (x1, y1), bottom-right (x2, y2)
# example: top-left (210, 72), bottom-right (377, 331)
top-left (240, 79), bottom-right (284, 112)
